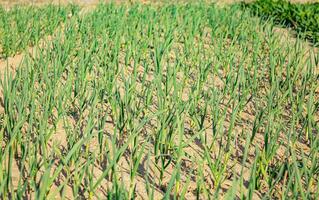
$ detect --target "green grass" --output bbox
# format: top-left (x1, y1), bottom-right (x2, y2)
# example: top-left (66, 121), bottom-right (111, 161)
top-left (0, 4), bottom-right (79, 58)
top-left (242, 0), bottom-right (319, 45)
top-left (0, 2), bottom-right (318, 199)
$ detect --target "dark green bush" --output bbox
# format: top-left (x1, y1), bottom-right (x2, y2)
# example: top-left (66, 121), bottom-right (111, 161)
top-left (242, 0), bottom-right (319, 45)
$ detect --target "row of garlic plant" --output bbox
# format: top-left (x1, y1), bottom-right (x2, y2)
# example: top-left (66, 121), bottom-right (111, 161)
top-left (0, 4), bottom-right (79, 58)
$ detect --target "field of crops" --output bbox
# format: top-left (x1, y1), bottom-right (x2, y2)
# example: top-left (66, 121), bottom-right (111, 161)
top-left (0, 1), bottom-right (318, 199)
